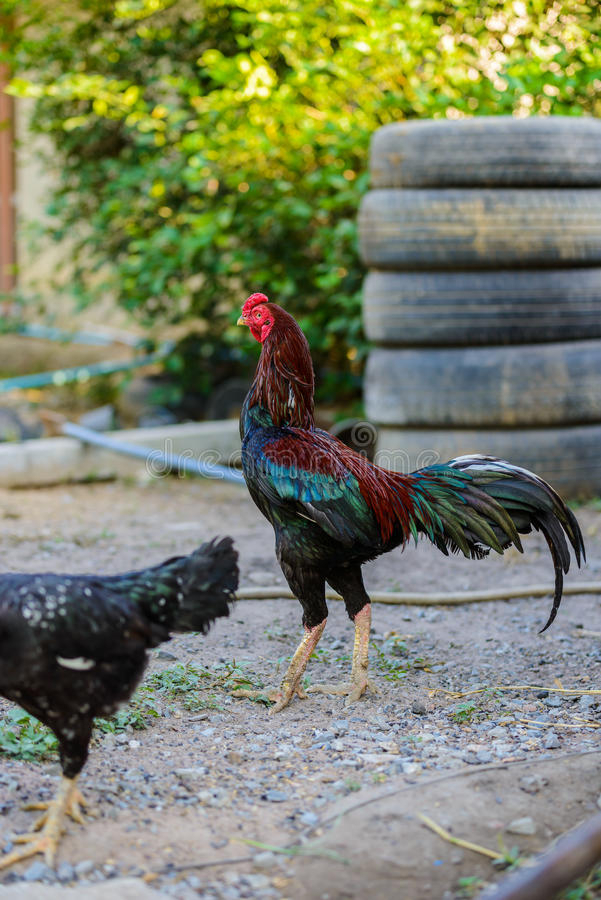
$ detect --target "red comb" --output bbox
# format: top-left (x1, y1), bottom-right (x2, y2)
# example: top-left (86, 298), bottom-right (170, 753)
top-left (242, 292), bottom-right (270, 316)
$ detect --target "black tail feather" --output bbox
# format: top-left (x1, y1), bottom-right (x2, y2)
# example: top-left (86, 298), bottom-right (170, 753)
top-left (107, 537), bottom-right (238, 638)
top-left (170, 537), bottom-right (238, 632)
top-left (446, 455), bottom-right (586, 631)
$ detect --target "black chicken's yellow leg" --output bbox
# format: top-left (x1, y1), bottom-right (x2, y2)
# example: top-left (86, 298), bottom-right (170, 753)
top-left (231, 619), bottom-right (327, 712)
top-left (308, 603), bottom-right (377, 705)
top-left (0, 775), bottom-right (85, 870)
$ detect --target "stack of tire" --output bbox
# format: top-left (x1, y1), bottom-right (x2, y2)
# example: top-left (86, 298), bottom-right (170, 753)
top-left (358, 117), bottom-right (601, 498)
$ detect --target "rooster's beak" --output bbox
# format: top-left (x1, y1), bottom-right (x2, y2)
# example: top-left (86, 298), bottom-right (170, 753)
top-left (236, 315), bottom-right (246, 326)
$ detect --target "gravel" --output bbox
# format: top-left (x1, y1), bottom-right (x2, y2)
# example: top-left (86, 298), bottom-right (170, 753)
top-left (0, 479), bottom-right (599, 899)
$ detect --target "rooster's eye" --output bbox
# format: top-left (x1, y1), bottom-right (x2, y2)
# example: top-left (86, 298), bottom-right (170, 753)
top-left (256, 312), bottom-right (262, 319)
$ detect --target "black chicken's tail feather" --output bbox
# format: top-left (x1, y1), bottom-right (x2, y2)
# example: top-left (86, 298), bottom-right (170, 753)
top-left (107, 537), bottom-right (238, 637)
top-left (446, 456), bottom-right (585, 632)
top-left (169, 536), bottom-right (238, 632)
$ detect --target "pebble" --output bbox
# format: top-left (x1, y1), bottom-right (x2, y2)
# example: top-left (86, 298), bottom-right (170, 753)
top-left (244, 873), bottom-right (270, 890)
top-left (476, 750), bottom-right (493, 764)
top-left (488, 726), bottom-right (508, 739)
top-left (262, 789), bottom-right (287, 803)
top-left (299, 811), bottom-right (319, 827)
top-left (506, 816), bottom-right (537, 836)
top-left (411, 700), bottom-right (427, 716)
top-left (23, 860), bottom-right (55, 882)
top-left (252, 851), bottom-right (277, 869)
top-left (544, 732), bottom-right (561, 749)
top-left (57, 861), bottom-right (75, 883)
top-left (74, 860), bottom-right (96, 877)
top-left (156, 649), bottom-right (178, 661)
top-left (544, 696), bottom-right (562, 708)
top-left (519, 774), bottom-right (548, 794)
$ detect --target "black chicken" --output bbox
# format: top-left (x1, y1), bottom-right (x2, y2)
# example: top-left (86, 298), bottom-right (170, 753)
top-left (0, 537), bottom-right (238, 869)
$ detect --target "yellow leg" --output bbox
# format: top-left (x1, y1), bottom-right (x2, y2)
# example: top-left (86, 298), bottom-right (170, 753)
top-left (0, 775), bottom-right (85, 870)
top-left (308, 603), bottom-right (377, 705)
top-left (231, 619), bottom-right (327, 712)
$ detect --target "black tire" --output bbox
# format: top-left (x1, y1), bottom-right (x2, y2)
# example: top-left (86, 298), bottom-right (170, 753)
top-left (375, 424), bottom-right (601, 499)
top-left (364, 341), bottom-right (601, 428)
top-left (359, 189), bottom-right (601, 270)
top-left (362, 269), bottom-right (601, 346)
top-left (370, 117), bottom-right (601, 188)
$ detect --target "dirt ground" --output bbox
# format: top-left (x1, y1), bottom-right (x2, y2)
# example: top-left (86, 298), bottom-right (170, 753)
top-left (0, 476), bottom-right (600, 899)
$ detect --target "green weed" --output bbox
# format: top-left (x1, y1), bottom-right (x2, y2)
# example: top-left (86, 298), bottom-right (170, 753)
top-left (560, 864), bottom-right (601, 899)
top-left (0, 708), bottom-right (58, 761)
top-left (455, 875), bottom-right (486, 898)
top-left (451, 702), bottom-right (478, 724)
top-left (96, 692), bottom-right (159, 732)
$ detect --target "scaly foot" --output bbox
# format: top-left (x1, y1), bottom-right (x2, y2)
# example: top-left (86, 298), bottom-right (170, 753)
top-left (0, 776), bottom-right (84, 870)
top-left (231, 682), bottom-right (307, 712)
top-left (26, 785), bottom-right (88, 829)
top-left (231, 618), bottom-right (327, 713)
top-left (307, 677), bottom-right (378, 705)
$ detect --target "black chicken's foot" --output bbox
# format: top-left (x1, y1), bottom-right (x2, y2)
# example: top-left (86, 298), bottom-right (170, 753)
top-left (0, 776), bottom-right (84, 870)
top-left (25, 784), bottom-right (88, 830)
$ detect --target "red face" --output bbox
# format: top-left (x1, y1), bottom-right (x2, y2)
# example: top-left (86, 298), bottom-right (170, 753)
top-left (238, 294), bottom-right (275, 343)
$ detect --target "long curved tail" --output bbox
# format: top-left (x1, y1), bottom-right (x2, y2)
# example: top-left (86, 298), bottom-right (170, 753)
top-left (403, 455), bottom-right (585, 632)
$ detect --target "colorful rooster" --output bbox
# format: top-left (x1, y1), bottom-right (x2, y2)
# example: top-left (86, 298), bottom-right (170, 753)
top-left (235, 292), bottom-right (585, 712)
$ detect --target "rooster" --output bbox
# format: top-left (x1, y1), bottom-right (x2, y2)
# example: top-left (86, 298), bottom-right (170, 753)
top-left (0, 537), bottom-right (238, 869)
top-left (235, 292), bottom-right (585, 713)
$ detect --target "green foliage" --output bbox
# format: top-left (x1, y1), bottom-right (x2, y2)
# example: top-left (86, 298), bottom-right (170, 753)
top-left (451, 701), bottom-right (478, 723)
top-left (96, 693), bottom-right (159, 731)
top-left (0, 708), bottom-right (58, 761)
top-left (148, 659), bottom-right (267, 707)
top-left (456, 876), bottom-right (486, 898)
top-left (3, 1), bottom-right (601, 401)
top-left (0, 694), bottom-right (158, 763)
top-left (560, 865), bottom-right (601, 900)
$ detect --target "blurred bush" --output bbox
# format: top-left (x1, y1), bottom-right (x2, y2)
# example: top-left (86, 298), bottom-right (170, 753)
top-left (2, 0), bottom-right (600, 405)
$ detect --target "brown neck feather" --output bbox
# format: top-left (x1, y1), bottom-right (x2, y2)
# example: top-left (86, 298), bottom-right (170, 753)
top-left (248, 306), bottom-right (315, 429)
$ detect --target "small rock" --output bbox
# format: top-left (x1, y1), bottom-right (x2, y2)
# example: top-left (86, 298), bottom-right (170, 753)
top-left (476, 750), bottom-right (493, 764)
top-left (412, 700), bottom-right (427, 716)
top-left (262, 789), bottom-right (287, 803)
top-left (244, 873), bottom-right (271, 890)
top-left (544, 695), bottom-right (561, 708)
top-left (156, 649), bottom-right (178, 661)
top-left (57, 861), bottom-right (75, 882)
top-left (226, 751), bottom-right (244, 765)
top-left (544, 732), bottom-right (561, 749)
top-left (488, 726), bottom-right (508, 739)
top-left (23, 860), bottom-right (55, 882)
top-left (494, 743), bottom-right (515, 758)
top-left (597, 795), bottom-right (601, 811)
top-left (519, 774), bottom-right (548, 794)
top-left (507, 816), bottom-right (537, 836)
top-left (252, 851), bottom-right (277, 869)
top-left (74, 859), bottom-right (96, 877)
top-left (299, 811), bottom-right (319, 827)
